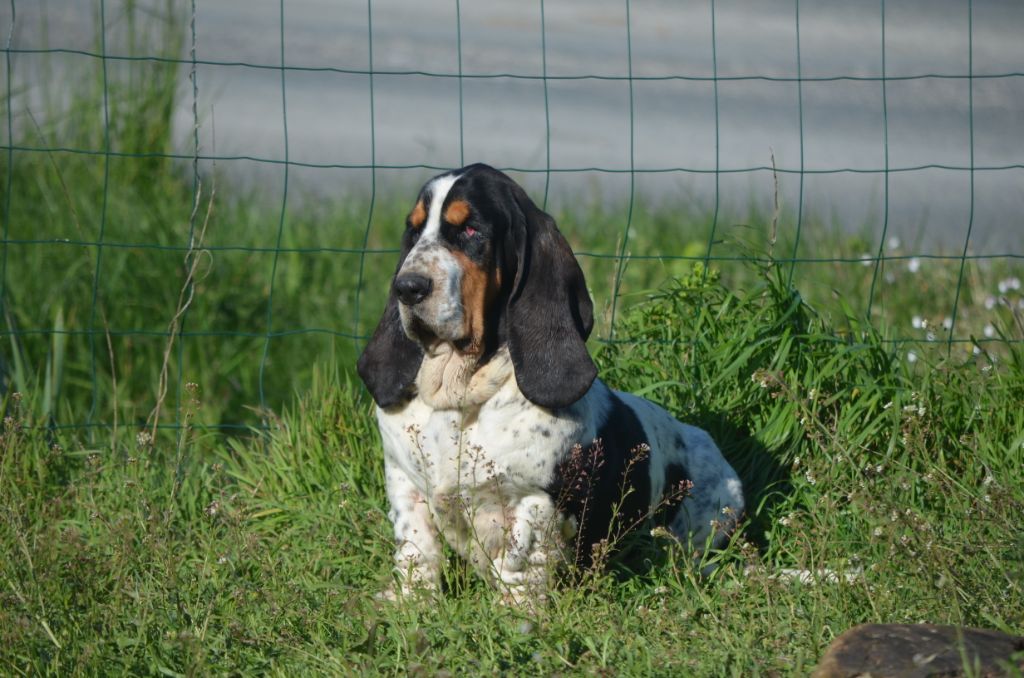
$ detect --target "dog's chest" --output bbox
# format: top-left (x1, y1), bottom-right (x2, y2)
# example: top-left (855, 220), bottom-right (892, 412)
top-left (379, 379), bottom-right (588, 499)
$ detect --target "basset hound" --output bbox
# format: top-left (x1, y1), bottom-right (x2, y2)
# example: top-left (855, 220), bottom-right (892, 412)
top-left (357, 164), bottom-right (744, 602)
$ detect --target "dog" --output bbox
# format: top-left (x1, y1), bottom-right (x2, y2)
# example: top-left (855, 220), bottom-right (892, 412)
top-left (357, 164), bottom-right (744, 602)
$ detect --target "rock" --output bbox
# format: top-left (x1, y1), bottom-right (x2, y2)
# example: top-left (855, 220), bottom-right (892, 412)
top-left (813, 623), bottom-right (1024, 678)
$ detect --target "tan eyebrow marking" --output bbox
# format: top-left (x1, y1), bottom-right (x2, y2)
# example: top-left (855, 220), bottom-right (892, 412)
top-left (408, 200), bottom-right (426, 229)
top-left (444, 199), bottom-right (471, 227)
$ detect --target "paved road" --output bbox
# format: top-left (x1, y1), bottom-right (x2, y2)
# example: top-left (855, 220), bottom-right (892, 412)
top-left (6, 0), bottom-right (1023, 250)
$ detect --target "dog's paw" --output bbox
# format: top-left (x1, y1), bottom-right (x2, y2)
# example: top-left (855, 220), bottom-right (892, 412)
top-left (498, 584), bottom-right (548, 613)
top-left (374, 580), bottom-right (438, 605)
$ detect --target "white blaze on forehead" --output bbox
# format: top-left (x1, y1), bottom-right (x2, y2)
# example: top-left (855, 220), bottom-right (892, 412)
top-left (419, 172), bottom-right (462, 244)
top-left (397, 171), bottom-right (467, 341)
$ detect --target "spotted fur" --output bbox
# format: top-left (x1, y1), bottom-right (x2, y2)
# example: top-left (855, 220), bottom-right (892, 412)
top-left (358, 164), bottom-right (744, 602)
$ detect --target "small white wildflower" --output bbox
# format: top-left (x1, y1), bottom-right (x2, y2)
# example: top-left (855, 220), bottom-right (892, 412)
top-left (981, 364), bottom-right (993, 373)
top-left (911, 315), bottom-right (923, 329)
top-left (907, 257), bottom-right (921, 273)
top-left (942, 317), bottom-right (953, 330)
top-left (982, 494), bottom-right (991, 504)
top-left (984, 296), bottom-right (997, 310)
top-left (917, 405), bottom-right (926, 417)
top-left (883, 400), bottom-right (894, 410)
top-left (998, 277), bottom-right (1021, 294)
top-left (876, 464), bottom-right (884, 474)
top-left (983, 474), bottom-right (994, 487)
top-left (218, 555), bottom-right (229, 565)
top-left (859, 253), bottom-right (873, 267)
top-left (903, 404), bottom-right (917, 413)
top-left (804, 470), bottom-right (817, 485)
top-left (793, 456), bottom-right (801, 467)
top-left (873, 526), bottom-right (884, 537)
top-left (906, 350), bottom-right (918, 363)
top-left (925, 331), bottom-right (936, 341)
top-left (779, 514), bottom-right (792, 527)
top-left (983, 324), bottom-right (996, 338)
top-left (887, 236), bottom-right (901, 250)
top-left (808, 388), bottom-right (816, 400)
top-left (973, 345), bottom-right (982, 355)
top-left (799, 416), bottom-right (808, 426)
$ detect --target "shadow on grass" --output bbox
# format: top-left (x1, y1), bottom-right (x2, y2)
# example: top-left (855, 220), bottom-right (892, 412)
top-left (604, 413), bottom-right (787, 582)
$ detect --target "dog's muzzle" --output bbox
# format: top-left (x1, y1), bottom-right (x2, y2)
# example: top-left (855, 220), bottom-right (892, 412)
top-left (394, 247), bottom-right (465, 344)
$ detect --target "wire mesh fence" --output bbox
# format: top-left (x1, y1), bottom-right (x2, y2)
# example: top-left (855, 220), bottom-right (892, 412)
top-left (1, 0), bottom-right (1022, 433)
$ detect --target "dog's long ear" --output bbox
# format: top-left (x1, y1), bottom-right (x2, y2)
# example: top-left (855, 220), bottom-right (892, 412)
top-left (506, 183), bottom-right (596, 409)
top-left (357, 246), bottom-right (424, 409)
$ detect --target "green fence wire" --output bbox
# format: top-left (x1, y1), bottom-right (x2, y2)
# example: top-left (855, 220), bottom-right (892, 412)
top-left (1, 0), bottom-right (1022, 435)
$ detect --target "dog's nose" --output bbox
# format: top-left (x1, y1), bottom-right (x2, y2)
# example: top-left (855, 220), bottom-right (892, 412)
top-left (394, 273), bottom-right (433, 306)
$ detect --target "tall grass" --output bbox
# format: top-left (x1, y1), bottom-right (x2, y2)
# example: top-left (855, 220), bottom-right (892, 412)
top-left (2, 2), bottom-right (1022, 433)
top-left (1, 269), bottom-right (1022, 675)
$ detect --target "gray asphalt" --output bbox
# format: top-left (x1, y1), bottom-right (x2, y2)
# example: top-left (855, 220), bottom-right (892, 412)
top-left (6, 0), bottom-right (1023, 250)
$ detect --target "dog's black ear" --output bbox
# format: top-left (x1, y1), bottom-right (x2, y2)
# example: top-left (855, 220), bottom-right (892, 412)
top-left (506, 182), bottom-right (596, 409)
top-left (357, 247), bottom-right (424, 409)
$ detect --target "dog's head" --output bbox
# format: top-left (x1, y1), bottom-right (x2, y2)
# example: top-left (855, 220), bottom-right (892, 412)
top-left (357, 163), bottom-right (596, 410)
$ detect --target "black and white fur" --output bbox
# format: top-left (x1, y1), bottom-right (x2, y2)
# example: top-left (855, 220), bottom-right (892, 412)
top-left (358, 164), bottom-right (744, 602)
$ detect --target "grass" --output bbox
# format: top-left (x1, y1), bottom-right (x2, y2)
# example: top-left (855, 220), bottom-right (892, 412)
top-left (3, 3), bottom-right (1024, 674)
top-left (2, 273), bottom-right (1023, 675)
top-left (5, 134), bottom-right (1021, 433)
top-left (3, 4), bottom-right (1023, 432)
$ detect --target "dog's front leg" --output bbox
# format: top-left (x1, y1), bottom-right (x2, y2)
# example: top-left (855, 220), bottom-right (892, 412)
top-left (382, 461), bottom-right (443, 599)
top-left (491, 494), bottom-right (573, 606)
